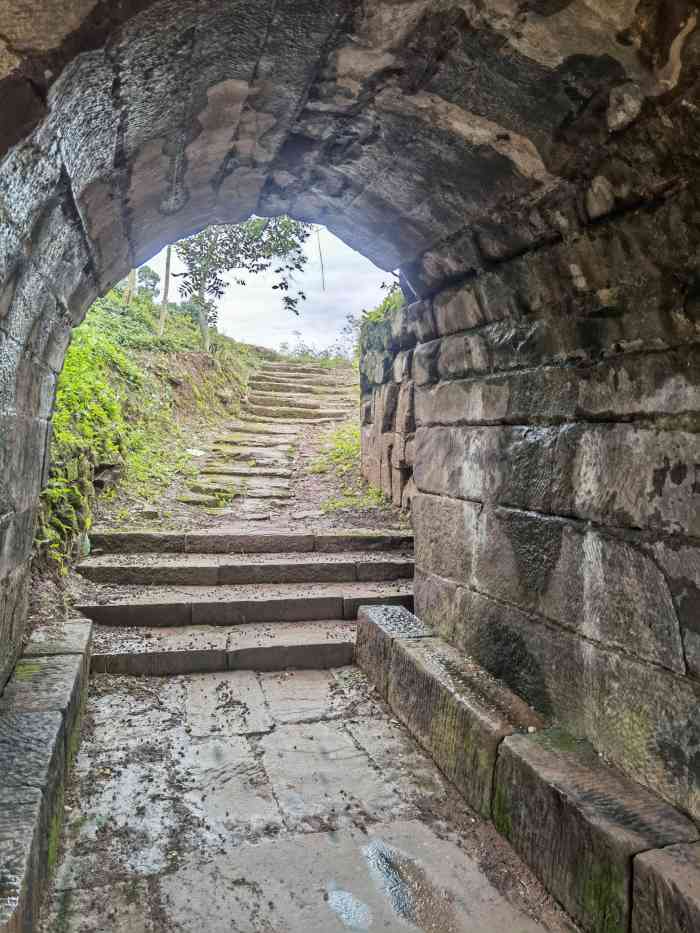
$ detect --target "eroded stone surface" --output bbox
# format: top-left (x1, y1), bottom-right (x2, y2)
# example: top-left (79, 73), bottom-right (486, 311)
top-left (632, 841), bottom-right (700, 933)
top-left (388, 636), bottom-right (542, 818)
top-left (40, 667), bottom-right (575, 932)
top-left (494, 731), bottom-right (699, 933)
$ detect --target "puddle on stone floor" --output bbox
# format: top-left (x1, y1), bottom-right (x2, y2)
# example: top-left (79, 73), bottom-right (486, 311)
top-left (363, 838), bottom-right (458, 933)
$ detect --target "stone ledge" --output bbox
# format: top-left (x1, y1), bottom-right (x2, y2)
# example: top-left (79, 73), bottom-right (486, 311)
top-left (0, 619), bottom-right (92, 933)
top-left (494, 731), bottom-right (699, 933)
top-left (354, 605), bottom-right (700, 933)
top-left (355, 605), bottom-right (433, 700)
top-left (354, 606), bottom-right (542, 817)
top-left (389, 637), bottom-right (543, 818)
top-left (632, 841), bottom-right (700, 933)
top-left (0, 787), bottom-right (44, 933)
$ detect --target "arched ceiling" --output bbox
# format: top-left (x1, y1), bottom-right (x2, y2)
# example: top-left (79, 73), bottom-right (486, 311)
top-left (0, 0), bottom-right (698, 309)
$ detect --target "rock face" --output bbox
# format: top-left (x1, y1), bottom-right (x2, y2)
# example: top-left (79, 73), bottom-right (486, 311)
top-left (0, 0), bottom-right (699, 817)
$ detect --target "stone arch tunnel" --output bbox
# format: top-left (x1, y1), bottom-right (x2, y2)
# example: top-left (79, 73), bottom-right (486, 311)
top-left (0, 0), bottom-right (699, 834)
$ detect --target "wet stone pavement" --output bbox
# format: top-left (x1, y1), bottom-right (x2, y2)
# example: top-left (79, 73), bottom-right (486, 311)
top-left (41, 666), bottom-right (576, 933)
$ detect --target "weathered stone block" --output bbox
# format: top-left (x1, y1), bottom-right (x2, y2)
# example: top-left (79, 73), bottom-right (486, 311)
top-left (0, 654), bottom-right (86, 762)
top-left (412, 339), bottom-right (440, 386)
top-left (412, 493), bottom-right (478, 583)
top-left (494, 732), bottom-right (698, 933)
top-left (24, 618), bottom-right (93, 662)
top-left (47, 50), bottom-right (129, 290)
top-left (391, 349), bottom-right (412, 383)
top-left (389, 637), bottom-right (542, 817)
top-left (0, 562), bottom-right (30, 691)
top-left (651, 540), bottom-right (700, 680)
top-left (0, 787), bottom-right (44, 933)
top-left (0, 714), bottom-right (65, 869)
top-left (450, 588), bottom-right (700, 820)
top-left (414, 425), bottom-right (501, 502)
top-left (395, 380), bottom-right (415, 434)
top-left (359, 350), bottom-right (393, 392)
top-left (473, 507), bottom-right (685, 673)
top-left (632, 842), bottom-right (700, 933)
top-left (0, 331), bottom-right (57, 419)
top-left (413, 568), bottom-right (469, 644)
top-left (375, 382), bottom-right (399, 432)
top-left (355, 604), bottom-right (432, 699)
top-left (0, 414), bottom-right (50, 515)
top-left (391, 467), bottom-right (409, 507)
top-left (415, 376), bottom-right (511, 427)
top-left (433, 282), bottom-right (484, 336)
top-left (414, 422), bottom-right (700, 537)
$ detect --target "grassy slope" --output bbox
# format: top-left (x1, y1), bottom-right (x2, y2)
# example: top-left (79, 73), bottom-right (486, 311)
top-left (36, 288), bottom-right (266, 568)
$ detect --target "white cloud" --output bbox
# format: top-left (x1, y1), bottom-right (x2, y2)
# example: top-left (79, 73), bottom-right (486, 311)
top-left (144, 226), bottom-right (391, 352)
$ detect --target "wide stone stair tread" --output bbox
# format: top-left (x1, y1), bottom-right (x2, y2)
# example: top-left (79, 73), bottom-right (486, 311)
top-left (215, 432), bottom-right (297, 446)
top-left (89, 529), bottom-right (414, 554)
top-left (250, 379), bottom-right (353, 394)
top-left (90, 620), bottom-right (357, 675)
top-left (242, 402), bottom-right (349, 420)
top-left (76, 580), bottom-right (414, 625)
top-left (187, 481), bottom-right (291, 500)
top-left (246, 392), bottom-right (353, 410)
top-left (227, 420), bottom-right (301, 435)
top-left (78, 550), bottom-right (414, 585)
top-left (200, 465), bottom-right (293, 478)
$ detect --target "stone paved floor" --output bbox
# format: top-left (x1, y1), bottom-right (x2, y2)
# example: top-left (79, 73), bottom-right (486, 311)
top-left (41, 667), bottom-right (577, 933)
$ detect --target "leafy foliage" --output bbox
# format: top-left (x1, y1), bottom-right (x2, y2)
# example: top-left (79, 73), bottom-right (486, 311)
top-left (138, 265), bottom-right (161, 298)
top-left (36, 287), bottom-right (261, 568)
top-left (174, 217), bottom-right (312, 349)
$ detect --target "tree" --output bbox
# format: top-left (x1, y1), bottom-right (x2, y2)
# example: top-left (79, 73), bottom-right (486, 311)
top-left (157, 245), bottom-right (172, 337)
top-left (124, 268), bottom-right (137, 305)
top-left (175, 216), bottom-right (312, 351)
top-left (138, 265), bottom-right (161, 298)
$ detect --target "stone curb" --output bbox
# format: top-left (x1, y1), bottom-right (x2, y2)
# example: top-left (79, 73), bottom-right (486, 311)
top-left (354, 605), bottom-right (700, 933)
top-left (0, 619), bottom-right (92, 933)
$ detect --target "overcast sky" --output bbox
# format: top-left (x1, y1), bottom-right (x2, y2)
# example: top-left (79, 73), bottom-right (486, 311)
top-left (144, 226), bottom-right (391, 353)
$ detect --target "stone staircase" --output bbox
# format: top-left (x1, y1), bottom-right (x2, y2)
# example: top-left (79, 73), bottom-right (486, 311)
top-left (77, 361), bottom-right (414, 675)
top-left (178, 361), bottom-right (358, 509)
top-left (76, 530), bottom-right (414, 674)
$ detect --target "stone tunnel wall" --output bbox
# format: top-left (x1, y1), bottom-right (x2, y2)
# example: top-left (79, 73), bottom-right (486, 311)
top-left (360, 189), bottom-right (700, 821)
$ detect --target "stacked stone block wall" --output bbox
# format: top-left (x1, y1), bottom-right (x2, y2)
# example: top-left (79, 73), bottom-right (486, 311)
top-left (360, 186), bottom-right (700, 821)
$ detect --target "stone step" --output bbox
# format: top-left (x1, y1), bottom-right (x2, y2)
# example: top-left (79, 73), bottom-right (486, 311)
top-left (228, 420), bottom-right (300, 436)
top-left (187, 481), bottom-right (292, 500)
top-left (200, 464), bottom-right (293, 479)
top-left (243, 402), bottom-right (348, 420)
top-left (260, 364), bottom-right (349, 376)
top-left (247, 392), bottom-right (324, 410)
top-left (208, 445), bottom-right (293, 463)
top-left (250, 379), bottom-right (352, 395)
top-left (76, 581), bottom-right (414, 626)
top-left (89, 529), bottom-right (414, 555)
top-left (78, 551), bottom-right (415, 585)
top-left (247, 392), bottom-right (354, 410)
top-left (90, 620), bottom-right (357, 675)
top-left (216, 431), bottom-right (298, 446)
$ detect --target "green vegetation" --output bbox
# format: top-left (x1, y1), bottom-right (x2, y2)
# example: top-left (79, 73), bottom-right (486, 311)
top-left (309, 422), bottom-right (387, 512)
top-left (277, 330), bottom-right (351, 368)
top-left (362, 283), bottom-right (404, 324)
top-left (35, 283), bottom-right (262, 569)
